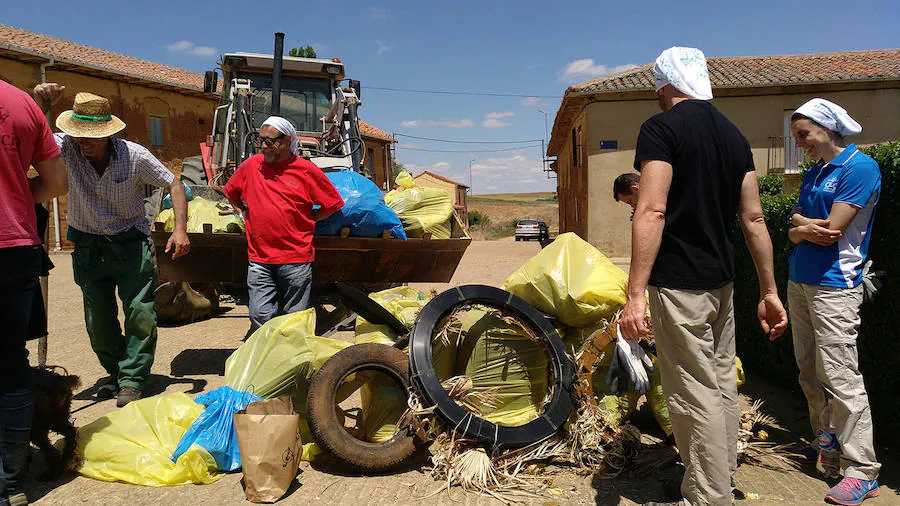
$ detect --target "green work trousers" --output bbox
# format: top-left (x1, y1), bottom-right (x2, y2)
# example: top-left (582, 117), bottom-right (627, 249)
top-left (68, 227), bottom-right (157, 390)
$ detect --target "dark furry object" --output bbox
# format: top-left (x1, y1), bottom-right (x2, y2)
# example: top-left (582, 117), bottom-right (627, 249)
top-left (31, 366), bottom-right (80, 480)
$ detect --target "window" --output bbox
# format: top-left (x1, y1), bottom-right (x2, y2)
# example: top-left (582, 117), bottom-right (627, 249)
top-left (149, 116), bottom-right (164, 147)
top-left (367, 147), bottom-right (375, 168)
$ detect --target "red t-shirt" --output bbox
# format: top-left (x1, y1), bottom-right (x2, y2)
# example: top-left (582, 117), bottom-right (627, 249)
top-left (0, 80), bottom-right (61, 248)
top-left (224, 154), bottom-right (343, 264)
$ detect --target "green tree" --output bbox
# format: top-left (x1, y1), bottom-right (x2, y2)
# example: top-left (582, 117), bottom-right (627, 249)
top-left (391, 159), bottom-right (406, 181)
top-left (288, 46), bottom-right (317, 58)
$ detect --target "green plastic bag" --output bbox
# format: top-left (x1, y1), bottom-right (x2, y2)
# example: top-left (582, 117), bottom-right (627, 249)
top-left (156, 196), bottom-right (244, 233)
top-left (502, 232), bottom-right (627, 327)
top-left (354, 287), bottom-right (453, 443)
top-left (76, 393), bottom-right (222, 486)
top-left (454, 309), bottom-right (549, 427)
top-left (384, 171), bottom-right (454, 238)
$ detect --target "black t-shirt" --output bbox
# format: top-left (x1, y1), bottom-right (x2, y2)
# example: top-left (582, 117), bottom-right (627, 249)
top-left (633, 100), bottom-right (754, 290)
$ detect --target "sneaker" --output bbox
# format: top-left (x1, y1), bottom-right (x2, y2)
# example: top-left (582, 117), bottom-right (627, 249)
top-left (825, 477), bottom-right (879, 505)
top-left (96, 377), bottom-right (118, 400)
top-left (116, 387), bottom-right (142, 407)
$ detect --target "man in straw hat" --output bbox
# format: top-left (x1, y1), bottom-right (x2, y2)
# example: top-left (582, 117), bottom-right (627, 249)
top-left (618, 47), bottom-right (787, 506)
top-left (0, 78), bottom-right (68, 506)
top-left (34, 83), bottom-right (190, 407)
top-left (223, 115), bottom-right (343, 334)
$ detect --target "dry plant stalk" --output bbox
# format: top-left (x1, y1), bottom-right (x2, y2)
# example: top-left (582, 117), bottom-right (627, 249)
top-left (737, 395), bottom-right (800, 471)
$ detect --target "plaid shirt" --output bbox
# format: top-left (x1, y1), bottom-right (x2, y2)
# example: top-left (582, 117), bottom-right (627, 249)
top-left (55, 134), bottom-right (174, 236)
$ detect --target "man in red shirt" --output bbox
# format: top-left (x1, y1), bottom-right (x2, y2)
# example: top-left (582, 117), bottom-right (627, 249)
top-left (224, 116), bottom-right (343, 332)
top-left (0, 78), bottom-right (68, 506)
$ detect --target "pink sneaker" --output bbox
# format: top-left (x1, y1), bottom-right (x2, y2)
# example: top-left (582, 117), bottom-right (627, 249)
top-left (825, 477), bottom-right (879, 505)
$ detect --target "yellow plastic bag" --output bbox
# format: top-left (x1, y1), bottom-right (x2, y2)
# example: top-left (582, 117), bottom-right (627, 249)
top-left (355, 287), bottom-right (450, 443)
top-left (502, 232), bottom-right (627, 328)
top-left (455, 309), bottom-right (549, 427)
top-left (384, 171), bottom-right (454, 239)
top-left (156, 196), bottom-right (244, 233)
top-left (224, 310), bottom-right (351, 460)
top-left (225, 309), bottom-right (350, 408)
top-left (76, 393), bottom-right (222, 486)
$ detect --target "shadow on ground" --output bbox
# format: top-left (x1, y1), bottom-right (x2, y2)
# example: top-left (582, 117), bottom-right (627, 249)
top-left (72, 373), bottom-right (207, 408)
top-left (170, 348), bottom-right (237, 377)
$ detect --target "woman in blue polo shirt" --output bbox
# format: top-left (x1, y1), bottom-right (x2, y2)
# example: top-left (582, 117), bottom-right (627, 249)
top-left (787, 98), bottom-right (881, 505)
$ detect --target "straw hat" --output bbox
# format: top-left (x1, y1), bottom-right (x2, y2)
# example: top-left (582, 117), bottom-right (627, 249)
top-left (56, 92), bottom-right (126, 138)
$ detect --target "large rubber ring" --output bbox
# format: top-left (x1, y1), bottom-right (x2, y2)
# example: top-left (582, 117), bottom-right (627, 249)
top-left (408, 285), bottom-right (574, 448)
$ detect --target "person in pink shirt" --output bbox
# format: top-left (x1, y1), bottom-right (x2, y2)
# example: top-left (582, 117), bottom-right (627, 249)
top-left (0, 78), bottom-right (67, 506)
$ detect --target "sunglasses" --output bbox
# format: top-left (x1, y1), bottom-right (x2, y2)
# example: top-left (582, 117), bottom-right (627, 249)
top-left (257, 133), bottom-right (286, 147)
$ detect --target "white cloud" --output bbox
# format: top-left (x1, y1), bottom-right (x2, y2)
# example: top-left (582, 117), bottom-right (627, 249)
top-left (466, 153), bottom-right (554, 194)
top-left (376, 40), bottom-right (390, 56)
top-left (481, 111), bottom-right (514, 129)
top-left (558, 59), bottom-right (638, 82)
top-left (433, 162), bottom-right (451, 170)
top-left (369, 7), bottom-right (390, 20)
top-left (400, 119), bottom-right (474, 128)
top-left (167, 40), bottom-right (217, 57)
top-left (520, 97), bottom-right (544, 108)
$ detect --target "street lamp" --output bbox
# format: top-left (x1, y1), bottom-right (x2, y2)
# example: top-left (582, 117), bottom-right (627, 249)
top-left (468, 158), bottom-right (475, 194)
top-left (537, 109), bottom-right (549, 145)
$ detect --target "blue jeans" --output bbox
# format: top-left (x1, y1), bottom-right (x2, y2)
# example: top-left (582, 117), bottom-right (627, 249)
top-left (248, 262), bottom-right (313, 332)
top-left (0, 246), bottom-right (40, 502)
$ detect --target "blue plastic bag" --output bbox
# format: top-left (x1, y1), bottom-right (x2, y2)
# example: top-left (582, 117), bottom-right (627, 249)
top-left (171, 386), bottom-right (262, 472)
top-left (316, 170), bottom-right (407, 239)
top-left (162, 181), bottom-right (194, 210)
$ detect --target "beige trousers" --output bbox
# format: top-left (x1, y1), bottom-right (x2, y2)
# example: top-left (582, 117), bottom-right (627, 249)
top-left (648, 284), bottom-right (737, 506)
top-left (787, 281), bottom-right (880, 480)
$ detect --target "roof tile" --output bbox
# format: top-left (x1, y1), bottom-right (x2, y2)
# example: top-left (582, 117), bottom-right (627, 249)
top-left (0, 24), bottom-right (204, 90)
top-left (568, 49), bottom-right (900, 95)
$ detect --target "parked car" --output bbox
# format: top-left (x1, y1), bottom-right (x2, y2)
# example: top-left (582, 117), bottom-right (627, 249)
top-left (515, 219), bottom-right (548, 241)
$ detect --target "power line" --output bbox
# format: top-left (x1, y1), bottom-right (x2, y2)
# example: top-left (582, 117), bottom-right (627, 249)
top-left (395, 133), bottom-right (542, 144)
top-left (398, 145), bottom-right (543, 153)
top-left (367, 86), bottom-right (562, 99)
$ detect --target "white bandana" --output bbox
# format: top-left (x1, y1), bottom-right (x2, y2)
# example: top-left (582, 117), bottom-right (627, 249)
top-left (653, 46), bottom-right (713, 100)
top-left (261, 116), bottom-right (299, 155)
top-left (794, 98), bottom-right (862, 137)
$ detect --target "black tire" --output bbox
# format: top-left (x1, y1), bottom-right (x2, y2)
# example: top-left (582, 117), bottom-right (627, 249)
top-left (408, 285), bottom-right (574, 448)
top-left (180, 156), bottom-right (207, 186)
top-left (307, 343), bottom-right (420, 472)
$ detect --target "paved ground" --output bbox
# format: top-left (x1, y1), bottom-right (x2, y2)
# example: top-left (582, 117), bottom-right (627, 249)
top-left (23, 238), bottom-right (899, 505)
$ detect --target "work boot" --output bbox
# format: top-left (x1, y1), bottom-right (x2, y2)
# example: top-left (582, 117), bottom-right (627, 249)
top-left (116, 387), bottom-right (142, 407)
top-left (7, 493), bottom-right (28, 506)
top-left (825, 477), bottom-right (879, 505)
top-left (96, 377), bottom-right (118, 400)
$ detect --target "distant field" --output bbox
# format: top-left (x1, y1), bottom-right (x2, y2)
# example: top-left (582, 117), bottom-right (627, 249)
top-left (469, 192), bottom-right (557, 203)
top-left (467, 192), bottom-right (558, 240)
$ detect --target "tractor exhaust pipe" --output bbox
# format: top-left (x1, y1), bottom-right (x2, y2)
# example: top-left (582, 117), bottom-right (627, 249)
top-left (271, 32), bottom-right (284, 116)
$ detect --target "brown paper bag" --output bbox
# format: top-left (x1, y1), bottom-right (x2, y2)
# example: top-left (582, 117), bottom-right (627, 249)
top-left (234, 396), bottom-right (303, 503)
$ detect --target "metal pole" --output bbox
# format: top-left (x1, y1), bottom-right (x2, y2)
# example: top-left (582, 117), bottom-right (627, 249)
top-left (37, 59), bottom-right (58, 367)
top-left (468, 158), bottom-right (475, 194)
top-left (271, 32), bottom-right (284, 116)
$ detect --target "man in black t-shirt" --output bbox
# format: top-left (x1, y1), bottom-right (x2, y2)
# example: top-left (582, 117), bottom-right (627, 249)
top-left (618, 47), bottom-right (788, 506)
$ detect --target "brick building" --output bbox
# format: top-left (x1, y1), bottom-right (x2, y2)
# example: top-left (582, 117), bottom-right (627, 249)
top-left (1, 24), bottom-right (396, 249)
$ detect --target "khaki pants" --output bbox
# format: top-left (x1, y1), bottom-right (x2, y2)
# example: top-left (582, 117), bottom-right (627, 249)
top-left (787, 281), bottom-right (880, 480)
top-left (649, 284), bottom-right (737, 506)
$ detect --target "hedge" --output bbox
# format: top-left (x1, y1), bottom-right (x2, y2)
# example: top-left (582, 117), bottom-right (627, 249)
top-left (733, 141), bottom-right (900, 444)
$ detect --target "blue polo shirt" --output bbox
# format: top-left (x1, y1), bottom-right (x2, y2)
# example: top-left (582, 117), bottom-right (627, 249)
top-left (789, 144), bottom-right (881, 288)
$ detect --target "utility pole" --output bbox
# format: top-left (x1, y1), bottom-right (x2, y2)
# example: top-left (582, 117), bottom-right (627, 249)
top-left (538, 109), bottom-right (549, 172)
top-left (468, 158), bottom-right (475, 194)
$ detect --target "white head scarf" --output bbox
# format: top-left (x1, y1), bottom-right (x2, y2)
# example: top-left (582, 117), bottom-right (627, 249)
top-left (261, 116), bottom-right (299, 155)
top-left (793, 98), bottom-right (862, 137)
top-left (653, 46), bottom-right (713, 100)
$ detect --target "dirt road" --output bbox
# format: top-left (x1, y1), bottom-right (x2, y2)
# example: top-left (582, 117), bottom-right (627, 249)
top-left (23, 238), bottom-right (897, 505)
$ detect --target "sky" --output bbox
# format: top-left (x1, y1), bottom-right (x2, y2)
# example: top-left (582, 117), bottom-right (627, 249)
top-left (5, 0), bottom-right (898, 194)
